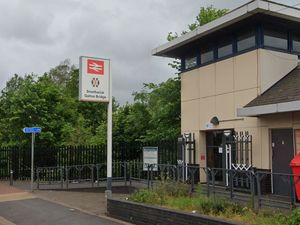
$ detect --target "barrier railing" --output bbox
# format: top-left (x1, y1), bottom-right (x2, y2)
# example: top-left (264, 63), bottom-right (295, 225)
top-left (35, 163), bottom-right (300, 210)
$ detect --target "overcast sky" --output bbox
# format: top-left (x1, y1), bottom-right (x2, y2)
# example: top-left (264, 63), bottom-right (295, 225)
top-left (0, 0), bottom-right (298, 104)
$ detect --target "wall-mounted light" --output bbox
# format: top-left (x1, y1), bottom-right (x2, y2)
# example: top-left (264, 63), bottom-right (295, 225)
top-left (210, 116), bottom-right (219, 126)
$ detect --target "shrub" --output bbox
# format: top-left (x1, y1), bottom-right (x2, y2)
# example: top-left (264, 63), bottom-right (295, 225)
top-left (129, 189), bottom-right (165, 205)
top-left (287, 208), bottom-right (300, 225)
top-left (155, 181), bottom-right (190, 198)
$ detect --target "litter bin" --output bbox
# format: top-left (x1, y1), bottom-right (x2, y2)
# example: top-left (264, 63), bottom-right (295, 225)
top-left (290, 154), bottom-right (300, 201)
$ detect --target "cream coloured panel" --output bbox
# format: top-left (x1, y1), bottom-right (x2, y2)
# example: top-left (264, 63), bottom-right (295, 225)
top-left (216, 58), bottom-right (234, 95)
top-left (234, 88), bottom-right (260, 128)
top-left (234, 50), bottom-right (258, 91)
top-left (292, 111), bottom-right (300, 125)
top-left (216, 93), bottom-right (235, 121)
top-left (258, 49), bottom-right (298, 94)
top-left (199, 97), bottom-right (216, 130)
top-left (181, 100), bottom-right (200, 132)
top-left (261, 127), bottom-right (270, 170)
top-left (259, 112), bottom-right (293, 128)
top-left (181, 69), bottom-right (200, 101)
top-left (199, 64), bottom-right (216, 98)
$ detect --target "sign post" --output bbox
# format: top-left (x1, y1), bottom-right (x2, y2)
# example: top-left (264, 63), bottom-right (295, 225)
top-left (22, 127), bottom-right (42, 192)
top-left (79, 56), bottom-right (112, 196)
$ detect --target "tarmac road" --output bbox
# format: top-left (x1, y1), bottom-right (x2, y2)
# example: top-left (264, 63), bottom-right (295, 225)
top-left (0, 198), bottom-right (123, 225)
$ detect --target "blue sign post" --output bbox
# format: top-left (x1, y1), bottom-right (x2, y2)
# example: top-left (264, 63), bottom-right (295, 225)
top-left (22, 127), bottom-right (42, 134)
top-left (22, 127), bottom-right (42, 192)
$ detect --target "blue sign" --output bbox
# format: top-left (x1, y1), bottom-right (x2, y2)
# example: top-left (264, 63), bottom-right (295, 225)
top-left (22, 127), bottom-right (42, 134)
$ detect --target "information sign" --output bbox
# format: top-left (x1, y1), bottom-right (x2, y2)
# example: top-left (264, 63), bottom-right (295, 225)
top-left (143, 147), bottom-right (158, 171)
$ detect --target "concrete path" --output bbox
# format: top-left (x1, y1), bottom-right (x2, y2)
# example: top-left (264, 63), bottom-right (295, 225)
top-left (0, 198), bottom-right (123, 225)
top-left (0, 182), bottom-right (132, 225)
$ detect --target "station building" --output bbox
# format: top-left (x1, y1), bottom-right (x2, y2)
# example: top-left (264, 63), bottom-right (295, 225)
top-left (153, 0), bottom-right (300, 194)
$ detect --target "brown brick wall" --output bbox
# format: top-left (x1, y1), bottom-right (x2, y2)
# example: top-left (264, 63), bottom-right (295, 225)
top-left (107, 198), bottom-right (245, 225)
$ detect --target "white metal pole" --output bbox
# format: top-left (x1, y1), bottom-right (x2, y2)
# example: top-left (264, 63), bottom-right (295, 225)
top-left (31, 133), bottom-right (35, 192)
top-left (106, 60), bottom-right (112, 196)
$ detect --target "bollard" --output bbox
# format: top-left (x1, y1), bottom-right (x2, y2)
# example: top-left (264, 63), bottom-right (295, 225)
top-left (10, 170), bottom-right (13, 186)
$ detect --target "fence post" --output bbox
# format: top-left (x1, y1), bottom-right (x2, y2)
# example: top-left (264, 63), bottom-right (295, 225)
top-left (10, 170), bottom-right (14, 186)
top-left (150, 164), bottom-right (154, 190)
top-left (36, 169), bottom-right (39, 189)
top-left (96, 165), bottom-right (100, 187)
top-left (60, 167), bottom-right (63, 189)
top-left (229, 170), bottom-right (233, 200)
top-left (147, 164), bottom-right (150, 190)
top-left (256, 173), bottom-right (261, 209)
top-left (206, 168), bottom-right (210, 197)
top-left (129, 162), bottom-right (132, 186)
top-left (66, 167), bottom-right (69, 189)
top-left (212, 168), bottom-right (216, 197)
top-left (91, 165), bottom-right (94, 188)
top-left (124, 162), bottom-right (127, 186)
top-left (290, 175), bottom-right (296, 208)
top-left (190, 167), bottom-right (195, 193)
top-left (250, 170), bottom-right (255, 209)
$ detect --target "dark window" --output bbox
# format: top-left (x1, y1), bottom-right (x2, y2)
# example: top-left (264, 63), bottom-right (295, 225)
top-left (201, 49), bottom-right (214, 64)
top-left (237, 30), bottom-right (256, 52)
top-left (218, 42), bottom-right (233, 58)
top-left (264, 29), bottom-right (288, 50)
top-left (292, 34), bottom-right (300, 52)
top-left (185, 55), bottom-right (197, 69)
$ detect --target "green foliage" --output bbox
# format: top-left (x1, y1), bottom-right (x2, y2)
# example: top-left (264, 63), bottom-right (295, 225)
top-left (0, 6), bottom-right (228, 147)
top-left (129, 189), bottom-right (164, 205)
top-left (287, 208), bottom-right (300, 225)
top-left (167, 5), bottom-right (229, 42)
top-left (129, 182), bottom-right (300, 225)
top-left (155, 181), bottom-right (190, 198)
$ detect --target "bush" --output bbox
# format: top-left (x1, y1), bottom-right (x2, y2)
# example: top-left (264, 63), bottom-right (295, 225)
top-left (129, 189), bottom-right (164, 205)
top-left (287, 208), bottom-right (300, 225)
top-left (155, 181), bottom-right (190, 198)
top-left (195, 196), bottom-right (244, 216)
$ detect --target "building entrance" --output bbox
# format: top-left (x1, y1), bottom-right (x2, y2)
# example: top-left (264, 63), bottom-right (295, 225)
top-left (206, 130), bottom-right (234, 183)
top-left (271, 129), bottom-right (294, 196)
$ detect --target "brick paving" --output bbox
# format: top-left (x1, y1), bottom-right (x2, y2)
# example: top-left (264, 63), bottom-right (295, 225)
top-left (0, 182), bottom-right (24, 195)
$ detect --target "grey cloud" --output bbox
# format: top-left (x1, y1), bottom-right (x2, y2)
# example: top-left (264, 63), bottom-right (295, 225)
top-left (0, 0), bottom-right (297, 103)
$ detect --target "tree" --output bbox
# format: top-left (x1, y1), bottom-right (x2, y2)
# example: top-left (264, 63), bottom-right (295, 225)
top-left (0, 6), bottom-right (228, 147)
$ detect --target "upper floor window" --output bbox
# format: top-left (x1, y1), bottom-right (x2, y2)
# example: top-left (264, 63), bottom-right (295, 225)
top-left (185, 55), bottom-right (197, 69)
top-left (218, 41), bottom-right (233, 58)
top-left (237, 29), bottom-right (256, 52)
top-left (264, 29), bottom-right (288, 50)
top-left (292, 33), bottom-right (300, 53)
top-left (201, 48), bottom-right (214, 64)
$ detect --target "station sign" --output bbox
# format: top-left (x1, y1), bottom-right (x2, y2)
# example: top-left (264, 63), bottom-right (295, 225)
top-left (79, 56), bottom-right (110, 102)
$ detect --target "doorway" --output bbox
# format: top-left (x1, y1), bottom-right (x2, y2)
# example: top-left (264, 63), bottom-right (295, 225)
top-left (271, 129), bottom-right (294, 196)
top-left (206, 130), bottom-right (234, 183)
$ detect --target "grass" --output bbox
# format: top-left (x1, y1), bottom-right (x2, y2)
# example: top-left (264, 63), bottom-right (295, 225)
top-left (129, 182), bottom-right (300, 225)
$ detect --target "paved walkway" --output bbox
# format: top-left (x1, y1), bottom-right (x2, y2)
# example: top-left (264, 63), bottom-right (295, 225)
top-left (0, 181), bottom-right (132, 225)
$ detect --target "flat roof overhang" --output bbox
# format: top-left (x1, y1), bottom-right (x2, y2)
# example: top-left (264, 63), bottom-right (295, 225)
top-left (152, 0), bottom-right (300, 58)
top-left (237, 100), bottom-right (300, 117)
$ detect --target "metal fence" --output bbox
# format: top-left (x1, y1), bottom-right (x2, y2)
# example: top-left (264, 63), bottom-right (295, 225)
top-left (34, 162), bottom-right (300, 210)
top-left (0, 141), bottom-right (178, 180)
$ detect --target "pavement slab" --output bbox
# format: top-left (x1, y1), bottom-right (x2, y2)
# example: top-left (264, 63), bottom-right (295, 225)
top-left (0, 198), bottom-right (124, 225)
top-left (0, 182), bottom-right (132, 225)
